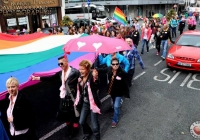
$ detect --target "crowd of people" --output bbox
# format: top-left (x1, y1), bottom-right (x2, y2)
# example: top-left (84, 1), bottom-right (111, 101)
top-left (0, 11), bottom-right (199, 140)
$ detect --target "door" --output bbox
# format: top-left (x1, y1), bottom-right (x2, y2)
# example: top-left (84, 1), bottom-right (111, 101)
top-left (31, 14), bottom-right (41, 32)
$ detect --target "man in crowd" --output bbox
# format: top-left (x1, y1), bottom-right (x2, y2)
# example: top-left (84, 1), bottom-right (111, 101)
top-left (124, 36), bottom-right (144, 87)
top-left (32, 56), bottom-right (80, 137)
top-left (129, 26), bottom-right (140, 48)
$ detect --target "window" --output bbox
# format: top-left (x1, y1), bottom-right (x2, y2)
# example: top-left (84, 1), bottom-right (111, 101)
top-left (42, 8), bottom-right (58, 28)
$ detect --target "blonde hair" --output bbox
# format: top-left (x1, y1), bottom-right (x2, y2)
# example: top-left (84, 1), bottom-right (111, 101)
top-left (37, 28), bottom-right (41, 32)
top-left (79, 60), bottom-right (92, 71)
top-left (6, 77), bottom-right (19, 87)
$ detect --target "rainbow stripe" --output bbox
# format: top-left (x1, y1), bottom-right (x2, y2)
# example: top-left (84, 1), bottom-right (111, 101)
top-left (0, 33), bottom-right (95, 98)
top-left (113, 7), bottom-right (127, 25)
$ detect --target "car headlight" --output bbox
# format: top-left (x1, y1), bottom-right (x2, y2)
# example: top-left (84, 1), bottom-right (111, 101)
top-left (197, 59), bottom-right (200, 63)
top-left (167, 54), bottom-right (174, 59)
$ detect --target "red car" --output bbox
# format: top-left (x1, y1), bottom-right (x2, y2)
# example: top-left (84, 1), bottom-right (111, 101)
top-left (166, 30), bottom-right (200, 71)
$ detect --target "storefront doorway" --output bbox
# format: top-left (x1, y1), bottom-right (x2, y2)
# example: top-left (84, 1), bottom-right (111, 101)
top-left (31, 14), bottom-right (41, 33)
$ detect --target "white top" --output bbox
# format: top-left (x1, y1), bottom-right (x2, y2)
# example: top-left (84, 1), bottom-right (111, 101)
top-left (7, 93), bottom-right (29, 136)
top-left (143, 28), bottom-right (148, 40)
top-left (60, 67), bottom-right (72, 98)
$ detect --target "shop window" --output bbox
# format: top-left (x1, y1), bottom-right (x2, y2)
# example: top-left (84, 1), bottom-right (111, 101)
top-left (5, 16), bottom-right (28, 34)
top-left (42, 8), bottom-right (58, 28)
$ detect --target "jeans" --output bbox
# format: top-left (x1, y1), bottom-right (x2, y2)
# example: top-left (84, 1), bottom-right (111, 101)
top-left (112, 96), bottom-right (122, 123)
top-left (127, 68), bottom-right (135, 87)
top-left (141, 39), bottom-right (149, 53)
top-left (161, 40), bottom-right (168, 58)
top-left (79, 102), bottom-right (100, 140)
top-left (171, 27), bottom-right (176, 38)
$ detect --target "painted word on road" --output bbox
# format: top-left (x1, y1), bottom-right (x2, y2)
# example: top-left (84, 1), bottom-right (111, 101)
top-left (153, 68), bottom-right (200, 91)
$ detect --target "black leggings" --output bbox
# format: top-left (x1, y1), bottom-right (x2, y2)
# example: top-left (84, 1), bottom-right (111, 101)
top-left (156, 42), bottom-right (161, 53)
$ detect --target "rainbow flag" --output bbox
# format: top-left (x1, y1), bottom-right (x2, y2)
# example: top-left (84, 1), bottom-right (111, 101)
top-left (113, 7), bottom-right (127, 25)
top-left (0, 33), bottom-right (95, 99)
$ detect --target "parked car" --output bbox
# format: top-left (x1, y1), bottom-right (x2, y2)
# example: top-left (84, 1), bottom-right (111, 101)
top-left (73, 18), bottom-right (92, 28)
top-left (166, 30), bottom-right (200, 71)
top-left (94, 17), bottom-right (118, 25)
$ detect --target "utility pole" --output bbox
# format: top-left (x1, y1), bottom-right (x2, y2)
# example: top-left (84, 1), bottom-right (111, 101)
top-left (82, 3), bottom-right (86, 27)
top-left (87, 0), bottom-right (90, 26)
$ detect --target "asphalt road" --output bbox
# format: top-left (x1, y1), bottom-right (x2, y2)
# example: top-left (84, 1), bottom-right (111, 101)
top-left (37, 26), bottom-right (200, 140)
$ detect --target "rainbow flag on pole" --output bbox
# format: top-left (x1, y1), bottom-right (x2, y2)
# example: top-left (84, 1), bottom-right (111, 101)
top-left (113, 7), bottom-right (127, 25)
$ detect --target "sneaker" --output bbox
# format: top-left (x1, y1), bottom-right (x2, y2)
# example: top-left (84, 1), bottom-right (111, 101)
top-left (141, 52), bottom-right (144, 54)
top-left (156, 52), bottom-right (159, 55)
top-left (111, 122), bottom-right (117, 128)
top-left (120, 99), bottom-right (123, 105)
top-left (161, 56), bottom-right (165, 60)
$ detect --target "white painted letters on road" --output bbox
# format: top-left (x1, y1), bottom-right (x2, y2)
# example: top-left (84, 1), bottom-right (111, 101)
top-left (180, 73), bottom-right (192, 87)
top-left (153, 68), bottom-right (171, 81)
top-left (168, 71), bottom-right (181, 84)
top-left (154, 68), bottom-right (200, 91)
top-left (187, 74), bottom-right (200, 91)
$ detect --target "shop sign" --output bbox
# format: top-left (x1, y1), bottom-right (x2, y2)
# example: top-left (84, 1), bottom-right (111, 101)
top-left (7, 18), bottom-right (17, 26)
top-left (0, 0), bottom-right (60, 15)
top-left (18, 17), bottom-right (27, 25)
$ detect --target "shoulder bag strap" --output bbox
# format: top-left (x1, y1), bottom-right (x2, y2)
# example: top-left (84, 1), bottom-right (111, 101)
top-left (65, 82), bottom-right (75, 102)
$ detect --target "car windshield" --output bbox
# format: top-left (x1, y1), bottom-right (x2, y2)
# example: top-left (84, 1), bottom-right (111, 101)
top-left (176, 34), bottom-right (200, 47)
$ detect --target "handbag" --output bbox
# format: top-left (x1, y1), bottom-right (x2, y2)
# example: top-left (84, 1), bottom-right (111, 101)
top-left (56, 95), bottom-right (72, 122)
top-left (56, 82), bottom-right (80, 121)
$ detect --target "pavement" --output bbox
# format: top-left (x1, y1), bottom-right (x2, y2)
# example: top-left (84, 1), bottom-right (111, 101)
top-left (31, 25), bottom-right (200, 140)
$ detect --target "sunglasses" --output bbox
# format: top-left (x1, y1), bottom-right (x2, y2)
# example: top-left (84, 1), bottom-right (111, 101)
top-left (111, 63), bottom-right (119, 66)
top-left (58, 62), bottom-right (64, 66)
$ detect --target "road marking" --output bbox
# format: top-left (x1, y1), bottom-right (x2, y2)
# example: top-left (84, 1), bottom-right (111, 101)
top-left (40, 72), bottom-right (145, 140)
top-left (154, 60), bottom-right (162, 66)
top-left (168, 71), bottom-right (181, 84)
top-left (40, 95), bottom-right (111, 140)
top-left (180, 73), bottom-right (192, 87)
top-left (133, 71), bottom-right (146, 80)
top-left (39, 123), bottom-right (66, 140)
top-left (187, 74), bottom-right (200, 90)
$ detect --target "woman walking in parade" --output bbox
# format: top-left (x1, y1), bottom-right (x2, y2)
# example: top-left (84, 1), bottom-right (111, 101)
top-left (74, 60), bottom-right (100, 140)
top-left (154, 27), bottom-right (162, 55)
top-left (141, 24), bottom-right (152, 54)
top-left (96, 58), bottom-right (130, 128)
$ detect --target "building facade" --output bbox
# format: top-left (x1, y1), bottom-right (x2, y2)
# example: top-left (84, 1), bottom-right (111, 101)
top-left (66, 0), bottom-right (183, 18)
top-left (0, 0), bottom-right (66, 33)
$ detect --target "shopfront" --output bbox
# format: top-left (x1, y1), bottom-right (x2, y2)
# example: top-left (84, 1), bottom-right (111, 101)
top-left (0, 0), bottom-right (62, 33)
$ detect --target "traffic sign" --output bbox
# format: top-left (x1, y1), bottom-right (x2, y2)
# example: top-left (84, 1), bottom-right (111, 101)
top-left (87, 0), bottom-right (90, 6)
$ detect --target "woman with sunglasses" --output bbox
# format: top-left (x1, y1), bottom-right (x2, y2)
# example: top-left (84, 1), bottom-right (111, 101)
top-left (96, 58), bottom-right (129, 128)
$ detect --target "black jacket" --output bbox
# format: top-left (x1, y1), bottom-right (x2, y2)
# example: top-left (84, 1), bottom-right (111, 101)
top-left (77, 71), bottom-right (101, 108)
top-left (161, 29), bottom-right (173, 43)
top-left (154, 31), bottom-right (162, 45)
top-left (129, 30), bottom-right (140, 46)
top-left (0, 92), bottom-right (35, 132)
top-left (40, 67), bottom-right (79, 98)
top-left (179, 21), bottom-right (185, 30)
top-left (97, 66), bottom-right (130, 98)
